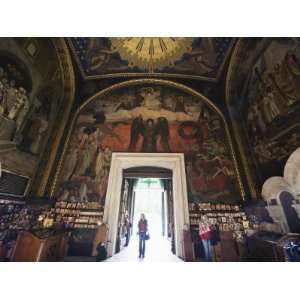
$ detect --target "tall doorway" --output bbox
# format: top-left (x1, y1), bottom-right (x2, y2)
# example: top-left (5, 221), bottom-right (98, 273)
top-left (103, 153), bottom-right (189, 259)
top-left (111, 167), bottom-right (178, 261)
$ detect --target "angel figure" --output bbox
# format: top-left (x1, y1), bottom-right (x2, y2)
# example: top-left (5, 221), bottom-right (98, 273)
top-left (139, 87), bottom-right (162, 111)
top-left (86, 38), bottom-right (117, 71)
top-left (172, 38), bottom-right (218, 74)
top-left (128, 116), bottom-right (171, 152)
top-left (85, 38), bottom-right (130, 72)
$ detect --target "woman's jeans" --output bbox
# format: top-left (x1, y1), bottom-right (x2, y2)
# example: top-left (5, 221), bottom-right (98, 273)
top-left (139, 232), bottom-right (146, 257)
top-left (125, 232), bottom-right (130, 246)
top-left (202, 239), bottom-right (212, 262)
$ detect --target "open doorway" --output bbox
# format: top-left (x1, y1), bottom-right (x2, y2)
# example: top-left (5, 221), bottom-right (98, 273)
top-left (111, 167), bottom-right (179, 261)
top-left (103, 153), bottom-right (189, 260)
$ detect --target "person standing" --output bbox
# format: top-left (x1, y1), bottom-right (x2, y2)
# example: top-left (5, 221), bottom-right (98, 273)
top-left (124, 215), bottom-right (132, 247)
top-left (138, 213), bottom-right (148, 259)
top-left (199, 216), bottom-right (213, 262)
top-left (210, 224), bottom-right (221, 261)
top-left (92, 217), bottom-right (108, 261)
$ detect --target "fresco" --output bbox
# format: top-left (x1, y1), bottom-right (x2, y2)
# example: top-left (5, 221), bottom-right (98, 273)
top-left (68, 37), bottom-right (234, 81)
top-left (0, 38), bottom-right (63, 180)
top-left (56, 84), bottom-right (242, 205)
top-left (227, 38), bottom-right (300, 185)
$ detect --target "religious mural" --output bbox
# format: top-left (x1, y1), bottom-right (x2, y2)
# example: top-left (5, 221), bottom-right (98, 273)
top-left (56, 83), bottom-right (242, 205)
top-left (227, 38), bottom-right (300, 185)
top-left (68, 38), bottom-right (234, 81)
top-left (0, 38), bottom-right (64, 181)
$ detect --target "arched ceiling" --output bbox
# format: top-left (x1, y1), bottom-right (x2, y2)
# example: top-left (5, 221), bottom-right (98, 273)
top-left (67, 37), bottom-right (235, 81)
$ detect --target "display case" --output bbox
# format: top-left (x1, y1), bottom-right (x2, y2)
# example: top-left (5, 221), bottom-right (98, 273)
top-left (53, 201), bottom-right (104, 229)
top-left (0, 197), bottom-right (55, 261)
top-left (182, 229), bottom-right (194, 261)
top-left (48, 201), bottom-right (105, 257)
top-left (0, 198), bottom-right (27, 261)
top-left (188, 202), bottom-right (251, 261)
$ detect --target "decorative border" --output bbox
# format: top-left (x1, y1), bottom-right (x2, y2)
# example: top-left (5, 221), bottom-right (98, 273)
top-left (23, 38), bottom-right (40, 60)
top-left (225, 38), bottom-right (259, 200)
top-left (34, 38), bottom-right (76, 197)
top-left (49, 78), bottom-right (246, 202)
top-left (67, 38), bottom-right (236, 82)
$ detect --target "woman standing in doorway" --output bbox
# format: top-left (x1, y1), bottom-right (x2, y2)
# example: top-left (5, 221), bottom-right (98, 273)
top-left (138, 213), bottom-right (148, 259)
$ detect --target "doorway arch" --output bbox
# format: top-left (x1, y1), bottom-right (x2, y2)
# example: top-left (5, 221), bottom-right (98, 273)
top-left (104, 152), bottom-right (189, 258)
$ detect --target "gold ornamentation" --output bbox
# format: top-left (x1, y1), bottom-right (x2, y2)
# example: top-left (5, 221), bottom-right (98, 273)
top-left (225, 38), bottom-right (259, 200)
top-left (110, 38), bottom-right (193, 72)
top-left (35, 38), bottom-right (76, 197)
top-left (67, 38), bottom-right (236, 82)
top-left (49, 78), bottom-right (246, 202)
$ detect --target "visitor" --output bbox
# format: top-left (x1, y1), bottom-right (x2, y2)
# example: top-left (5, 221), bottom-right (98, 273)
top-left (96, 242), bottom-right (107, 262)
top-left (210, 224), bottom-right (221, 261)
top-left (138, 213), bottom-right (148, 259)
top-left (124, 215), bottom-right (132, 247)
top-left (92, 217), bottom-right (108, 261)
top-left (199, 215), bottom-right (213, 262)
top-left (284, 240), bottom-right (300, 262)
top-left (170, 222), bottom-right (175, 254)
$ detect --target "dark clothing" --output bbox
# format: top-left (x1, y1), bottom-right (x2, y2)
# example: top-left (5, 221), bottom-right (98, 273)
top-left (96, 243), bottom-right (107, 262)
top-left (139, 232), bottom-right (146, 257)
top-left (125, 227), bottom-right (131, 247)
top-left (124, 219), bottom-right (132, 247)
top-left (171, 236), bottom-right (175, 254)
top-left (211, 225), bottom-right (220, 246)
top-left (285, 243), bottom-right (300, 262)
top-left (142, 124), bottom-right (156, 152)
top-left (125, 233), bottom-right (130, 247)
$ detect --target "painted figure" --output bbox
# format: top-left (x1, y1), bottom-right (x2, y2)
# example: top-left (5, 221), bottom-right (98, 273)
top-left (262, 89), bottom-right (281, 123)
top-left (129, 116), bottom-right (171, 152)
top-left (141, 118), bottom-right (156, 152)
top-left (57, 84), bottom-right (240, 207)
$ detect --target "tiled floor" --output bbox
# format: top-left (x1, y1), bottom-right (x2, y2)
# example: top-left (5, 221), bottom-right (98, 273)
top-left (105, 235), bottom-right (182, 262)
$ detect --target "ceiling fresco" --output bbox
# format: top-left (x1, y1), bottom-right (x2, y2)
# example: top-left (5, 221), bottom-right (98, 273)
top-left (68, 37), bottom-right (235, 81)
top-left (0, 38), bottom-right (75, 199)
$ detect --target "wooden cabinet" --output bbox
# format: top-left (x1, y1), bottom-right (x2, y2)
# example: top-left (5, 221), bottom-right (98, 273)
top-left (182, 229), bottom-right (194, 261)
top-left (246, 231), bottom-right (283, 261)
top-left (220, 231), bottom-right (239, 261)
top-left (0, 241), bottom-right (6, 260)
top-left (11, 231), bottom-right (69, 262)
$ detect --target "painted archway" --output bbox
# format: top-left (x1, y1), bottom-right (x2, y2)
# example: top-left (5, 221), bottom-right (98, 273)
top-left (51, 78), bottom-right (245, 202)
top-left (226, 38), bottom-right (300, 200)
top-left (50, 78), bottom-right (246, 258)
